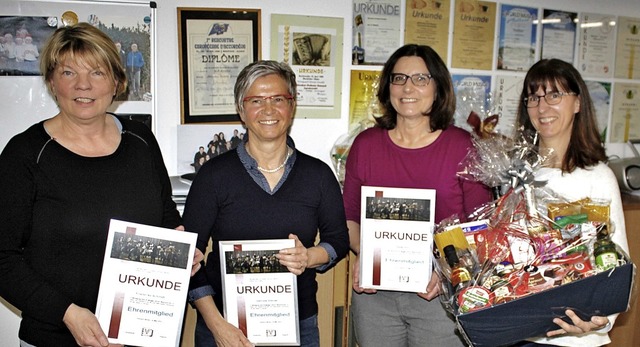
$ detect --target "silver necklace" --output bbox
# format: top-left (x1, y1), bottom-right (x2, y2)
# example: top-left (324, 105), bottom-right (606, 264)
top-left (257, 148), bottom-right (291, 173)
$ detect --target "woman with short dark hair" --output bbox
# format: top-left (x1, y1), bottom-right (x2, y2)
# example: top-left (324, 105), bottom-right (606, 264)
top-left (184, 60), bottom-right (349, 347)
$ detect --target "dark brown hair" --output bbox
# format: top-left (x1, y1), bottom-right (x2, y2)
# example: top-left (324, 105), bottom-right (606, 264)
top-left (376, 44), bottom-right (455, 131)
top-left (515, 58), bottom-right (606, 173)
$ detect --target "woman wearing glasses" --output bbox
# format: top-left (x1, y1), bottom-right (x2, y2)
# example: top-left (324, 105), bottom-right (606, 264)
top-left (342, 44), bottom-right (492, 346)
top-left (183, 60), bottom-right (349, 347)
top-left (512, 58), bottom-right (628, 346)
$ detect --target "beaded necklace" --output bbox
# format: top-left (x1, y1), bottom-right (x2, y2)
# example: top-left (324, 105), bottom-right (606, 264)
top-left (257, 148), bottom-right (291, 173)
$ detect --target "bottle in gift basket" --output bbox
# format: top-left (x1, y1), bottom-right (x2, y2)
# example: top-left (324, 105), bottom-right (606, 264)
top-left (444, 245), bottom-right (471, 292)
top-left (593, 225), bottom-right (619, 271)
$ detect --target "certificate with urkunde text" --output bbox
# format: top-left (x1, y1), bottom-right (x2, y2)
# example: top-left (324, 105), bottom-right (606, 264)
top-left (95, 219), bottom-right (197, 347)
top-left (359, 186), bottom-right (436, 292)
top-left (220, 239), bottom-right (300, 346)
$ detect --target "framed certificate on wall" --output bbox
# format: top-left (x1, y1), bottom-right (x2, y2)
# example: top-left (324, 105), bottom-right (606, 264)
top-left (177, 8), bottom-right (261, 123)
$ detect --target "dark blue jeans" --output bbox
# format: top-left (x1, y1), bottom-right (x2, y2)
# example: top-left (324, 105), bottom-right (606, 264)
top-left (194, 312), bottom-right (319, 347)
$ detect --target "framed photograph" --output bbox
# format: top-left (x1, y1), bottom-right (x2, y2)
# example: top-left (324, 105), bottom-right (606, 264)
top-left (177, 124), bottom-right (245, 175)
top-left (177, 8), bottom-right (260, 123)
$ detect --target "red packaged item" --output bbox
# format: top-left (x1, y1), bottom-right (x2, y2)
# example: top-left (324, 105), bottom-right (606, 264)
top-left (548, 251), bottom-right (593, 281)
top-left (457, 286), bottom-right (494, 313)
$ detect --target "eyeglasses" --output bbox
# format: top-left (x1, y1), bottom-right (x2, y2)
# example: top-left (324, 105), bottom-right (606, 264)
top-left (390, 73), bottom-right (433, 86)
top-left (523, 92), bottom-right (577, 108)
top-left (242, 94), bottom-right (294, 109)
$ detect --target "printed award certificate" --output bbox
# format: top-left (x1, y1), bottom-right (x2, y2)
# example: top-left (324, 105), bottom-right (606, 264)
top-left (219, 239), bottom-right (300, 346)
top-left (95, 219), bottom-right (197, 347)
top-left (359, 186), bottom-right (436, 292)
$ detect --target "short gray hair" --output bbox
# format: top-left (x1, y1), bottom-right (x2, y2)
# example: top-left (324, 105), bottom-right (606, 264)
top-left (234, 60), bottom-right (297, 114)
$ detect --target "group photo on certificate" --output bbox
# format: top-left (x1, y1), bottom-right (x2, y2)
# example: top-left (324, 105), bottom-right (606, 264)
top-left (358, 186), bottom-right (436, 293)
top-left (95, 219), bottom-right (197, 347)
top-left (219, 239), bottom-right (300, 346)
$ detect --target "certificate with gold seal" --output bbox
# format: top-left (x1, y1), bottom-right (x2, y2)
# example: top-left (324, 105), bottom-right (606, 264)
top-left (95, 219), bottom-right (197, 347)
top-left (359, 186), bottom-right (436, 292)
top-left (219, 239), bottom-right (300, 346)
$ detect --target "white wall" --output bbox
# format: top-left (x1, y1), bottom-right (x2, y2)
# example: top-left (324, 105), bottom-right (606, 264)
top-left (152, 0), bottom-right (640, 174)
top-left (155, 0), bottom-right (356, 174)
top-left (1, 0), bottom-right (639, 345)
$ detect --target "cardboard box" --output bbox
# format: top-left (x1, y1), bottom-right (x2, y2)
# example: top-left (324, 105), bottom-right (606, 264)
top-left (455, 262), bottom-right (636, 347)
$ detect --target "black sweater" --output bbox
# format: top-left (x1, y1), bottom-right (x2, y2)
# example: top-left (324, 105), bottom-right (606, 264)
top-left (0, 117), bottom-right (180, 346)
top-left (183, 148), bottom-right (349, 320)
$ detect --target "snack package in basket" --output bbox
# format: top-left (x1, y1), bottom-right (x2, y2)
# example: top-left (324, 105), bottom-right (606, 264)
top-left (434, 130), bottom-right (636, 346)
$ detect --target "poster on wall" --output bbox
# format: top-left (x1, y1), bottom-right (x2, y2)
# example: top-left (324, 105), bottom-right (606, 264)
top-left (90, 12), bottom-right (154, 103)
top-left (352, 0), bottom-right (402, 65)
top-left (0, 3), bottom-right (152, 100)
top-left (497, 4), bottom-right (537, 72)
top-left (404, 0), bottom-right (450, 62)
top-left (610, 82), bottom-right (640, 143)
top-left (577, 13), bottom-right (617, 79)
top-left (541, 9), bottom-right (577, 64)
top-left (270, 14), bottom-right (343, 119)
top-left (451, 0), bottom-right (496, 70)
top-left (0, 11), bottom-right (151, 102)
top-left (452, 74), bottom-right (493, 134)
top-left (493, 74), bottom-right (523, 135)
top-left (348, 69), bottom-right (381, 130)
top-left (586, 80), bottom-right (612, 142)
top-left (614, 16), bottom-right (640, 80)
top-left (177, 8), bottom-right (260, 123)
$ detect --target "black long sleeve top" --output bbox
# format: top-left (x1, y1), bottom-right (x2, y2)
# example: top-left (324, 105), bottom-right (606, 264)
top-left (0, 117), bottom-right (180, 346)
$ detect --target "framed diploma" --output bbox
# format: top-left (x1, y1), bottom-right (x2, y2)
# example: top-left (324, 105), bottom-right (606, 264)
top-left (359, 186), bottom-right (436, 292)
top-left (270, 14), bottom-right (344, 119)
top-left (219, 239), bottom-right (300, 346)
top-left (451, 0), bottom-right (497, 70)
top-left (404, 0), bottom-right (451, 63)
top-left (95, 219), bottom-right (197, 347)
top-left (177, 8), bottom-right (261, 123)
top-left (540, 9), bottom-right (577, 63)
top-left (352, 0), bottom-right (402, 65)
top-left (497, 4), bottom-right (537, 72)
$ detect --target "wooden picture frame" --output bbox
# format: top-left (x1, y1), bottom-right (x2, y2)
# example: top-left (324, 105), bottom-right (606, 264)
top-left (177, 8), bottom-right (260, 123)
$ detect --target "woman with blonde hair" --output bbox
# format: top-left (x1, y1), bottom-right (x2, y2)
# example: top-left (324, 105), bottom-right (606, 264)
top-left (0, 23), bottom-right (191, 347)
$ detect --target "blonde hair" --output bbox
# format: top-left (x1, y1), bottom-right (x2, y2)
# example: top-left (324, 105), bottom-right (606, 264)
top-left (40, 22), bottom-right (127, 98)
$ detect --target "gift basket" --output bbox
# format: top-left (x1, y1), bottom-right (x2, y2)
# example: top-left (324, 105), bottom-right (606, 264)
top-left (433, 129), bottom-right (636, 347)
